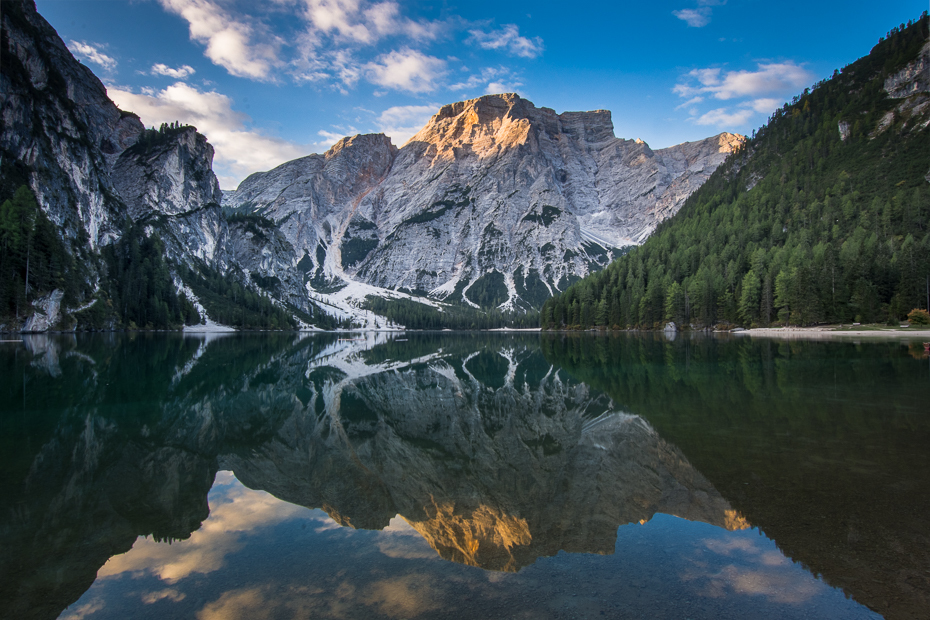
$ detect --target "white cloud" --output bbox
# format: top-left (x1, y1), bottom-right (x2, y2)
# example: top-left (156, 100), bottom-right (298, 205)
top-left (292, 1), bottom-right (448, 89)
top-left (674, 95), bottom-right (705, 110)
top-left (673, 8), bottom-right (711, 27)
top-left (364, 48), bottom-right (446, 93)
top-left (300, 0), bottom-right (442, 45)
top-left (449, 67), bottom-right (504, 91)
top-left (448, 66), bottom-right (522, 97)
top-left (485, 80), bottom-right (523, 95)
top-left (331, 49), bottom-right (363, 87)
top-left (675, 60), bottom-right (807, 129)
top-left (375, 104), bottom-right (436, 146)
top-left (157, 0), bottom-right (282, 80)
top-left (748, 97), bottom-right (781, 114)
top-left (693, 107), bottom-right (755, 127)
top-left (151, 63), bottom-right (196, 79)
top-left (152, 0), bottom-right (538, 94)
top-left (468, 24), bottom-right (543, 58)
top-left (108, 82), bottom-right (309, 189)
top-left (303, 0), bottom-right (374, 43)
top-left (674, 0), bottom-right (726, 27)
top-left (317, 129), bottom-right (348, 144)
top-left (68, 40), bottom-right (116, 70)
top-left (692, 96), bottom-right (777, 127)
top-left (674, 62), bottom-right (813, 100)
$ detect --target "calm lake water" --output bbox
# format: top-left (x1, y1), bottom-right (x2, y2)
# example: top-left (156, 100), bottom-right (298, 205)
top-left (1, 332), bottom-right (928, 620)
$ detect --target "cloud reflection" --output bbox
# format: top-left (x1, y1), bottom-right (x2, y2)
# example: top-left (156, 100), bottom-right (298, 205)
top-left (376, 515), bottom-right (436, 560)
top-left (681, 533), bottom-right (825, 604)
top-left (97, 472), bottom-right (304, 583)
top-left (360, 574), bottom-right (443, 617)
top-left (197, 587), bottom-right (271, 620)
top-left (58, 598), bottom-right (105, 620)
top-left (194, 575), bottom-right (443, 620)
top-left (142, 588), bottom-right (187, 604)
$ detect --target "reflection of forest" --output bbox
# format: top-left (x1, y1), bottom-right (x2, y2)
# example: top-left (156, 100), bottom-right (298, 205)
top-left (0, 332), bottom-right (743, 620)
top-left (541, 332), bottom-right (930, 620)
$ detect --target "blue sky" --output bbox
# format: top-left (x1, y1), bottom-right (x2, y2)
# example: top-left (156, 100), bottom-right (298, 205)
top-left (39, 0), bottom-right (927, 189)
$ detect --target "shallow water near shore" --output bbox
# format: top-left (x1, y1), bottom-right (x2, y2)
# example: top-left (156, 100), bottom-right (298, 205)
top-left (1, 331), bottom-right (927, 619)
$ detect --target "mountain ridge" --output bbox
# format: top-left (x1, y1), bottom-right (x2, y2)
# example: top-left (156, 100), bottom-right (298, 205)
top-left (225, 93), bottom-right (743, 316)
top-left (1, 0), bottom-right (739, 331)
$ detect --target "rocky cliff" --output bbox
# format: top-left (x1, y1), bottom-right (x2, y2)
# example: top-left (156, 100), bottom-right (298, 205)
top-left (226, 95), bottom-right (743, 311)
top-left (0, 0), bottom-right (142, 247)
top-left (0, 0), bottom-right (311, 328)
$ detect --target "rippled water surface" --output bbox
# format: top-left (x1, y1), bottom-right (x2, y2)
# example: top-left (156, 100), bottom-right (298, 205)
top-left (1, 332), bottom-right (928, 619)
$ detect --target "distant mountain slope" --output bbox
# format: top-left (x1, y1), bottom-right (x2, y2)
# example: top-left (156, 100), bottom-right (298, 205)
top-left (542, 14), bottom-right (930, 330)
top-left (225, 95), bottom-right (743, 312)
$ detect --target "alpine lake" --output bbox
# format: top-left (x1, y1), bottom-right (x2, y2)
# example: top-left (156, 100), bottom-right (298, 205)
top-left (2, 331), bottom-right (929, 620)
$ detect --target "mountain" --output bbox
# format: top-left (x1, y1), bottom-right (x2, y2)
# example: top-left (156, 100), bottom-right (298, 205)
top-left (542, 14), bottom-right (930, 330)
top-left (0, 0), bottom-right (331, 331)
top-left (225, 95), bottom-right (742, 315)
top-left (1, 0), bottom-right (740, 332)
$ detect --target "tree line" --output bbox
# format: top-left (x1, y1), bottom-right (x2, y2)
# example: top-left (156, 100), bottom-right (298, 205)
top-left (542, 14), bottom-right (929, 331)
top-left (0, 185), bottom-right (85, 321)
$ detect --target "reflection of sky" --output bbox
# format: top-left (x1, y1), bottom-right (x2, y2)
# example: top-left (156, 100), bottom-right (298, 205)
top-left (60, 472), bottom-right (880, 620)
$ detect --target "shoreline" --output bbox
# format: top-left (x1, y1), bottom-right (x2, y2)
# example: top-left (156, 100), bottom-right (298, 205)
top-left (733, 326), bottom-right (930, 340)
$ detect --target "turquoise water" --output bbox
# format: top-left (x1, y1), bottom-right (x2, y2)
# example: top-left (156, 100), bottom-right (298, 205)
top-left (1, 332), bottom-right (927, 619)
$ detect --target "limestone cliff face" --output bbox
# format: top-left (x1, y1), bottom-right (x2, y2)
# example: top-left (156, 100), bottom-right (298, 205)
top-left (884, 39), bottom-right (930, 99)
top-left (879, 38), bottom-right (930, 145)
top-left (0, 0), bottom-right (309, 326)
top-left (111, 127), bottom-right (228, 264)
top-left (111, 128), bottom-right (222, 220)
top-left (229, 134), bottom-right (398, 287)
top-left (0, 0), bottom-right (143, 247)
top-left (223, 218), bottom-right (308, 310)
top-left (226, 94), bottom-right (743, 310)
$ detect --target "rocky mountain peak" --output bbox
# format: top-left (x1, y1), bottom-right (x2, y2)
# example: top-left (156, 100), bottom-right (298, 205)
top-left (222, 93), bottom-right (744, 316)
top-left (408, 93), bottom-right (618, 160)
top-left (408, 93), bottom-right (534, 159)
top-left (325, 132), bottom-right (397, 160)
top-left (112, 125), bottom-right (222, 221)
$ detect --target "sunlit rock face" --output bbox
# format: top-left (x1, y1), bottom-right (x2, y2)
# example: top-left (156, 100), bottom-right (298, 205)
top-left (225, 94), bottom-right (743, 310)
top-left (112, 128), bottom-right (222, 220)
top-left (228, 134), bottom-right (399, 286)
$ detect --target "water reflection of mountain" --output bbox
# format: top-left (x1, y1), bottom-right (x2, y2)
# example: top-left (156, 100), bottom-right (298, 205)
top-left (0, 333), bottom-right (744, 620)
top-left (542, 333), bottom-right (930, 620)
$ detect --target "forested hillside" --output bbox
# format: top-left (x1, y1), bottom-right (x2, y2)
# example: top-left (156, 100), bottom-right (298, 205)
top-left (542, 15), bottom-right (930, 330)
